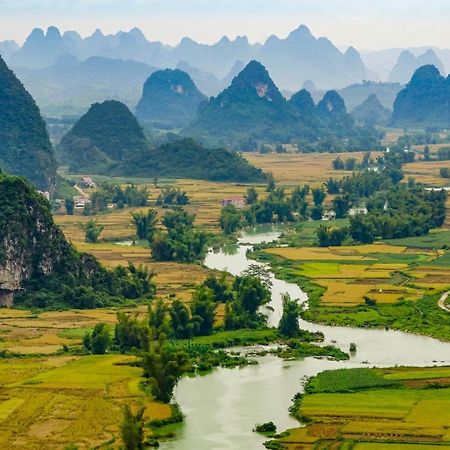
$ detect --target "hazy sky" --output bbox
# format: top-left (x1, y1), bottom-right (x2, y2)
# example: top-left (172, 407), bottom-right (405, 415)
top-left (1, 0), bottom-right (450, 50)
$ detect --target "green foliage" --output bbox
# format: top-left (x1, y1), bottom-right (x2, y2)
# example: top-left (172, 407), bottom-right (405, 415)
top-left (142, 336), bottom-right (189, 403)
top-left (224, 275), bottom-right (271, 330)
top-left (151, 208), bottom-right (209, 263)
top-left (156, 186), bottom-right (189, 206)
top-left (121, 405), bottom-right (145, 450)
top-left (115, 312), bottom-right (150, 353)
top-left (351, 94), bottom-right (390, 127)
top-left (190, 287), bottom-right (217, 336)
top-left (122, 138), bottom-right (266, 183)
top-left (186, 61), bottom-right (380, 150)
top-left (312, 187), bottom-right (326, 207)
top-left (278, 293), bottom-right (302, 338)
top-left (254, 422), bottom-right (277, 434)
top-left (83, 219), bottom-right (104, 243)
top-left (0, 55), bottom-right (56, 191)
top-left (350, 184), bottom-right (447, 241)
top-left (136, 69), bottom-right (206, 128)
top-left (392, 64), bottom-right (450, 127)
top-left (64, 198), bottom-right (74, 215)
top-left (220, 205), bottom-right (243, 235)
top-left (305, 368), bottom-right (400, 394)
top-left (0, 175), bottom-right (157, 309)
top-left (58, 100), bottom-right (149, 172)
top-left (84, 323), bottom-right (111, 355)
top-left (440, 167), bottom-right (450, 178)
top-left (131, 209), bottom-right (158, 241)
top-left (316, 225), bottom-right (349, 247)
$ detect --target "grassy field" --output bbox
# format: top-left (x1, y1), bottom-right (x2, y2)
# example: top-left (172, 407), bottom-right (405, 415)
top-left (269, 366), bottom-right (450, 450)
top-left (0, 354), bottom-right (171, 449)
top-left (244, 151), bottom-right (382, 186)
top-left (263, 241), bottom-right (446, 308)
top-left (258, 235), bottom-right (450, 340)
top-left (404, 160), bottom-right (450, 187)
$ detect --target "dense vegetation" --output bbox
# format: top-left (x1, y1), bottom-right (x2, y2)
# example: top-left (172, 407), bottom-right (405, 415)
top-left (0, 172), bottom-right (155, 309)
top-left (351, 93), bottom-right (391, 127)
top-left (60, 101), bottom-right (265, 182)
top-left (392, 64), bottom-right (450, 127)
top-left (0, 55), bottom-right (56, 191)
top-left (119, 138), bottom-right (266, 182)
top-left (350, 183), bottom-right (447, 242)
top-left (135, 69), bottom-right (206, 128)
top-left (186, 60), bottom-right (380, 151)
top-left (57, 100), bottom-right (149, 173)
top-left (151, 208), bottom-right (209, 263)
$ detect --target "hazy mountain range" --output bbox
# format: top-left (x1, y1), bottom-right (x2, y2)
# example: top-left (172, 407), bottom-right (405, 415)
top-left (2, 24), bottom-right (449, 118)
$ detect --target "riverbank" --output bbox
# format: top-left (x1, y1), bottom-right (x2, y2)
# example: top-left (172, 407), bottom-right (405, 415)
top-left (254, 240), bottom-right (450, 342)
top-left (267, 366), bottom-right (450, 449)
top-left (159, 227), bottom-right (450, 450)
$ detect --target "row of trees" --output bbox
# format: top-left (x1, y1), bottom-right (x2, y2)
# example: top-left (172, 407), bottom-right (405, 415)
top-left (220, 183), bottom-right (331, 235)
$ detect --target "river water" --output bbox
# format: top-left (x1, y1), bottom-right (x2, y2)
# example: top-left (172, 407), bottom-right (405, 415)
top-left (161, 226), bottom-right (450, 450)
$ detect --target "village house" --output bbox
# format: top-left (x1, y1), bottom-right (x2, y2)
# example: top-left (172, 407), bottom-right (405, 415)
top-left (80, 176), bottom-right (95, 188)
top-left (221, 197), bottom-right (246, 209)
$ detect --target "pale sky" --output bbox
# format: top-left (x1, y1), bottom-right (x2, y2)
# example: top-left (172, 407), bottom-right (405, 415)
top-left (1, 0), bottom-right (450, 50)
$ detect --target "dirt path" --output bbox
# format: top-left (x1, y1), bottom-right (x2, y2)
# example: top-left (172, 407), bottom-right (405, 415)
top-left (438, 291), bottom-right (450, 312)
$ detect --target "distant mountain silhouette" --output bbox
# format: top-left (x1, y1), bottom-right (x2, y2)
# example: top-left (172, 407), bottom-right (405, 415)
top-left (14, 56), bottom-right (157, 117)
top-left (388, 50), bottom-right (445, 83)
top-left (351, 94), bottom-right (391, 126)
top-left (391, 65), bottom-right (450, 127)
top-left (0, 40), bottom-right (19, 62)
top-left (0, 55), bottom-right (56, 191)
top-left (136, 69), bottom-right (206, 128)
top-left (8, 25), bottom-right (368, 91)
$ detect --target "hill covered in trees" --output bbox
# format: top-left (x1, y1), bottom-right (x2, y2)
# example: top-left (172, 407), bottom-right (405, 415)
top-left (351, 94), bottom-right (391, 126)
top-left (391, 65), bottom-right (450, 127)
top-left (0, 172), bottom-right (155, 308)
top-left (186, 60), bottom-right (380, 150)
top-left (116, 138), bottom-right (266, 182)
top-left (0, 55), bottom-right (56, 192)
top-left (58, 103), bottom-right (264, 181)
top-left (57, 100), bottom-right (149, 173)
top-left (135, 69), bottom-right (206, 128)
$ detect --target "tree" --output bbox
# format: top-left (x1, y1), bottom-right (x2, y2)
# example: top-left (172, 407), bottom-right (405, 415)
top-left (316, 225), bottom-right (349, 247)
top-left (83, 219), bottom-right (104, 243)
top-left (349, 215), bottom-right (376, 244)
top-left (278, 293), bottom-right (302, 338)
top-left (121, 405), bottom-right (145, 450)
top-left (266, 173), bottom-right (276, 192)
top-left (65, 198), bottom-right (74, 215)
top-left (190, 286), bottom-right (216, 336)
top-left (440, 167), bottom-right (450, 178)
top-left (169, 299), bottom-right (199, 339)
top-left (424, 145), bottom-right (431, 161)
top-left (332, 157), bottom-right (344, 170)
top-left (310, 205), bottom-right (324, 221)
top-left (332, 196), bottom-right (351, 218)
top-left (235, 276), bottom-right (271, 316)
top-left (131, 209), bottom-right (158, 241)
top-left (312, 187), bottom-right (326, 207)
top-left (220, 205), bottom-right (242, 235)
top-left (91, 323), bottom-right (111, 354)
top-left (142, 335), bottom-right (189, 402)
top-left (245, 187), bottom-right (258, 204)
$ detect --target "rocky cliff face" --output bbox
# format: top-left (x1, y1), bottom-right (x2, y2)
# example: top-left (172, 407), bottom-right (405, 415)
top-left (0, 173), bottom-right (75, 306)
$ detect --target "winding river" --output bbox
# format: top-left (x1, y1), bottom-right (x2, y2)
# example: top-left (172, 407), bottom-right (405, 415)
top-left (161, 226), bottom-right (450, 450)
